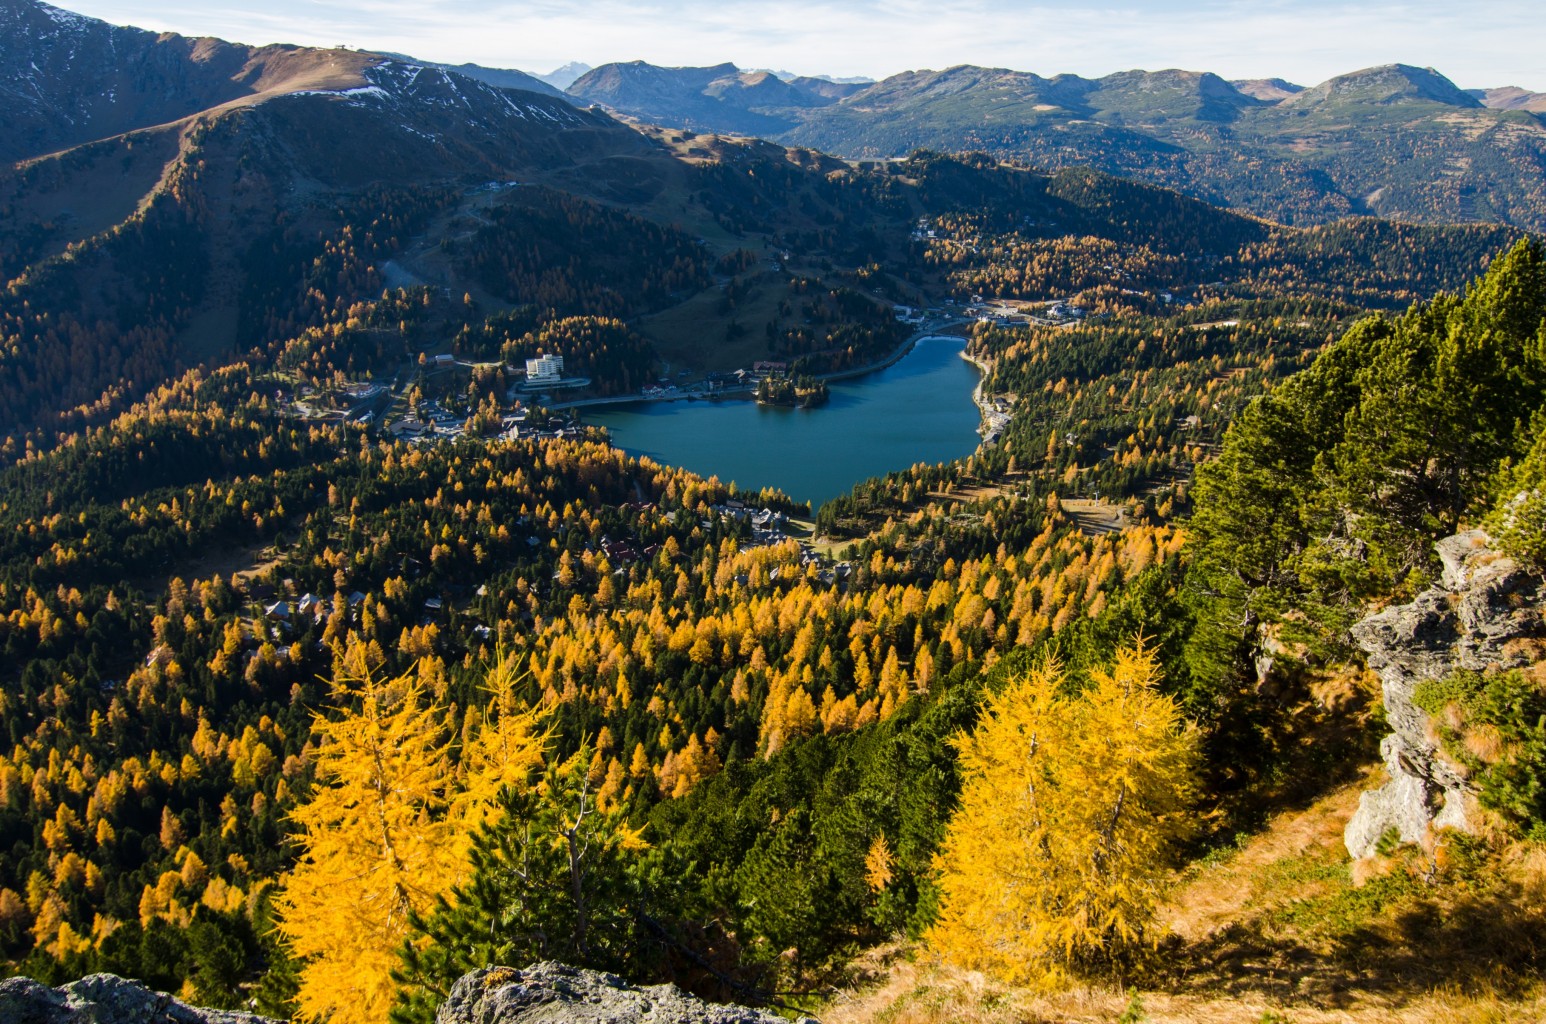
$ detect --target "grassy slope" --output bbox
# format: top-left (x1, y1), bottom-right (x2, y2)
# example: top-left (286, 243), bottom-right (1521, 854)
top-left (820, 773), bottom-right (1546, 1022)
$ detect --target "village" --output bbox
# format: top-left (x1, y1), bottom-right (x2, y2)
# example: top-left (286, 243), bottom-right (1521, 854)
top-left (262, 352), bottom-right (862, 650)
top-left (274, 284), bottom-right (1061, 449)
top-left (277, 351), bottom-right (592, 446)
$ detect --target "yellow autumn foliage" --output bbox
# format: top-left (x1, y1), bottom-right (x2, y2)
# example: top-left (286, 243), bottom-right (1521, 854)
top-left (275, 651), bottom-right (544, 1024)
top-left (865, 834), bottom-right (895, 894)
top-left (928, 642), bottom-right (1199, 985)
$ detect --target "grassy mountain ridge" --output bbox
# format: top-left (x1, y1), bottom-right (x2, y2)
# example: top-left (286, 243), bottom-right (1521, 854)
top-left (0, 0), bottom-right (381, 164)
top-left (565, 58), bottom-right (1546, 231)
top-left (0, 51), bottom-right (650, 437)
top-left (0, 0), bottom-right (587, 170)
top-left (367, 52), bottom-right (567, 99)
top-left (1471, 85), bottom-right (1546, 113)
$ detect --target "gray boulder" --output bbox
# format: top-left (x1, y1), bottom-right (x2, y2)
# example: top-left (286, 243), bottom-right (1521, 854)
top-left (436, 963), bottom-right (814, 1024)
top-left (1344, 529), bottom-right (1546, 858)
top-left (0, 973), bottom-right (279, 1024)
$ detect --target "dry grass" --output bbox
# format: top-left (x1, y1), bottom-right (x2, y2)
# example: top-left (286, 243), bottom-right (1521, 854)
top-left (818, 954), bottom-right (1133, 1024)
top-left (817, 773), bottom-right (1546, 1024)
top-left (1409, 986), bottom-right (1546, 1024)
top-left (1159, 770), bottom-right (1376, 944)
top-left (924, 482), bottom-right (1021, 505)
top-left (1463, 726), bottom-right (1505, 765)
top-left (819, 953), bottom-right (1546, 1024)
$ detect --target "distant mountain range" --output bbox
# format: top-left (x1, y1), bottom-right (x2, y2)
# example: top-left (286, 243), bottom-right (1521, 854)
top-left (4, 0), bottom-right (1545, 236)
top-left (556, 59), bottom-right (1546, 229)
top-left (1231, 78), bottom-right (1304, 103)
top-left (750, 69), bottom-right (876, 86)
top-left (566, 61), bottom-right (868, 137)
top-left (1468, 86), bottom-right (1546, 113)
top-left (0, 0), bottom-right (1534, 434)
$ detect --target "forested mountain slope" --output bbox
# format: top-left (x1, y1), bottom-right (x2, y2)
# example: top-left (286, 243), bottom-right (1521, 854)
top-left (0, 210), bottom-right (1536, 1017)
top-left (567, 59), bottom-right (1546, 231)
top-left (1, 3), bottom-right (1545, 1022)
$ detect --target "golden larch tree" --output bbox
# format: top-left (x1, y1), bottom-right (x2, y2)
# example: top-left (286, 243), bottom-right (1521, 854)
top-left (275, 652), bottom-right (544, 1024)
top-left (928, 642), bottom-right (1199, 985)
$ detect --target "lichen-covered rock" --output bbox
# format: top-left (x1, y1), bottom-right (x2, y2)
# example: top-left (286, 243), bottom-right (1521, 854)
top-left (0, 973), bottom-right (279, 1024)
top-left (436, 963), bottom-right (814, 1024)
top-left (1344, 529), bottom-right (1546, 858)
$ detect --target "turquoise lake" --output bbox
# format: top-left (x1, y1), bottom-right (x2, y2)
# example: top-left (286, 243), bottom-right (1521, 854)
top-left (584, 336), bottom-right (983, 509)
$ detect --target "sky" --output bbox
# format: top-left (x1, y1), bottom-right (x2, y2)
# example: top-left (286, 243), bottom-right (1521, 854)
top-left (54, 0), bottom-right (1546, 92)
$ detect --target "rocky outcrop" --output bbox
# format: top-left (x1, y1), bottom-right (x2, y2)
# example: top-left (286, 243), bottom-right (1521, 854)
top-left (1344, 530), bottom-right (1546, 858)
top-left (436, 963), bottom-right (813, 1024)
top-left (1, 965), bottom-right (803, 1024)
top-left (0, 973), bottom-right (278, 1024)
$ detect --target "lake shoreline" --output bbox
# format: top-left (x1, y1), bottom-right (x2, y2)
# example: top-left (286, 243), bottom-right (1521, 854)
top-left (586, 335), bottom-right (985, 509)
top-left (959, 349), bottom-right (1008, 442)
top-left (549, 322), bottom-right (969, 413)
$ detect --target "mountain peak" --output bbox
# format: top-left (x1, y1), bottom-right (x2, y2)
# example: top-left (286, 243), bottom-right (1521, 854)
top-left (0, 0), bottom-right (97, 32)
top-left (0, 2), bottom-right (262, 160)
top-left (537, 61), bottom-right (592, 90)
top-left (1286, 64), bottom-right (1480, 109)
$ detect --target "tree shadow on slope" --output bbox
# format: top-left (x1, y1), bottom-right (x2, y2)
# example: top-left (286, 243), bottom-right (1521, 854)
top-left (1149, 858), bottom-right (1546, 1011)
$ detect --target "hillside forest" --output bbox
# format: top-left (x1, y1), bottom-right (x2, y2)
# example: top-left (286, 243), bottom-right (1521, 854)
top-left (0, 18), bottom-right (1544, 1020)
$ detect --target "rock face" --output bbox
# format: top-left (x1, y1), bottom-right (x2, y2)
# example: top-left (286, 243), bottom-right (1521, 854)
top-left (0, 973), bottom-right (279, 1024)
top-left (1344, 530), bottom-right (1546, 858)
top-left (436, 963), bottom-right (813, 1024)
top-left (2, 965), bottom-right (804, 1024)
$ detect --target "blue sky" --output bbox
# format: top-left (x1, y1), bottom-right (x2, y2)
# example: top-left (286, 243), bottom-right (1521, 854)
top-left (56, 0), bottom-right (1546, 91)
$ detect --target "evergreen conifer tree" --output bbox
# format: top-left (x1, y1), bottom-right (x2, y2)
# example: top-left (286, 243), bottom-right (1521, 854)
top-left (391, 743), bottom-right (649, 1024)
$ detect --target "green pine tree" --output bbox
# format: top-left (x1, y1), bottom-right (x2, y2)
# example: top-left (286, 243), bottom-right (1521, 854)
top-left (390, 745), bottom-right (651, 1024)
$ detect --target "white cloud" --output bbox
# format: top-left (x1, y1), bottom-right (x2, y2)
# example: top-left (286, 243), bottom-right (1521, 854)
top-left (56, 0), bottom-right (1546, 90)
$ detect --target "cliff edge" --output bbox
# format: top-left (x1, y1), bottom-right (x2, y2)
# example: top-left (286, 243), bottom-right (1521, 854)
top-left (1345, 529), bottom-right (1546, 858)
